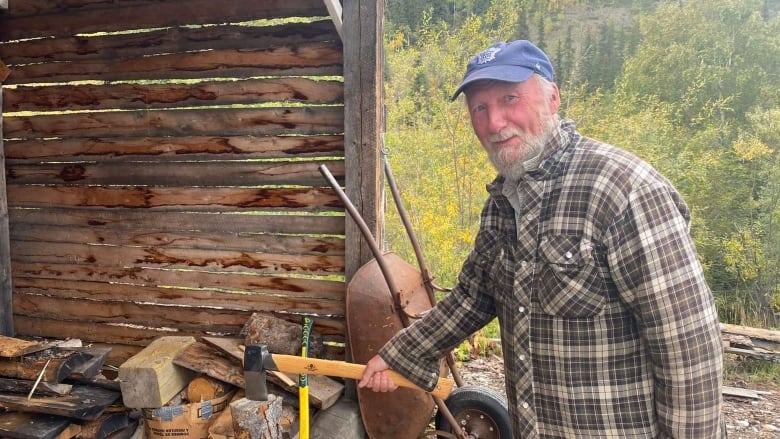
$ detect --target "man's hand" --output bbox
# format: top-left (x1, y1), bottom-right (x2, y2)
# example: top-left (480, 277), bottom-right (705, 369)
top-left (358, 354), bottom-right (399, 393)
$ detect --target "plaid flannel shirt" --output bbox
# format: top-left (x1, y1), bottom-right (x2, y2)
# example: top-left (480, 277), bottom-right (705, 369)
top-left (380, 119), bottom-right (725, 438)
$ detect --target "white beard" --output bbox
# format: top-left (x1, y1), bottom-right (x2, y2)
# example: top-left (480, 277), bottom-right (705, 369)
top-left (487, 116), bottom-right (557, 181)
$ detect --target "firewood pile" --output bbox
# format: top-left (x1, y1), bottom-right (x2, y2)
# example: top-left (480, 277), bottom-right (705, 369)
top-left (0, 313), bottom-right (344, 439)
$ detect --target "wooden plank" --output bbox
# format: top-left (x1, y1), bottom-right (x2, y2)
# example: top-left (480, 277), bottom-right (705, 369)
top-left (0, 0), bottom-right (330, 40)
top-left (6, 160), bottom-right (346, 187)
top-left (0, 89), bottom-right (11, 335)
top-left (0, 335), bottom-right (49, 357)
top-left (0, 21), bottom-right (339, 66)
top-left (3, 107), bottom-right (344, 139)
top-left (118, 336), bottom-right (197, 408)
top-left (721, 323), bottom-right (780, 344)
top-left (7, 186), bottom-right (342, 211)
top-left (342, 0), bottom-right (385, 281)
top-left (4, 135), bottom-right (344, 162)
top-left (10, 208), bottom-right (345, 236)
top-left (0, 385), bottom-right (120, 420)
top-left (0, 412), bottom-right (71, 439)
top-left (4, 44), bottom-right (342, 85)
top-left (12, 271), bottom-right (346, 315)
top-left (10, 241), bottom-right (345, 275)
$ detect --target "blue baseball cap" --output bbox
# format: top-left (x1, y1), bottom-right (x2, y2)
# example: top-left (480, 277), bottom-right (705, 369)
top-left (451, 40), bottom-right (554, 101)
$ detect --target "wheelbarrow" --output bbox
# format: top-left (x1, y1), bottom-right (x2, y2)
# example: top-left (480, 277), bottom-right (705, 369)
top-left (319, 160), bottom-right (511, 439)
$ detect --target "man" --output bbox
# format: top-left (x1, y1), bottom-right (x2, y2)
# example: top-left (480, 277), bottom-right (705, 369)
top-left (359, 40), bottom-right (725, 438)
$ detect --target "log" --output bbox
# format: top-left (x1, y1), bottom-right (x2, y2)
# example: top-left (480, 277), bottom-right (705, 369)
top-left (118, 336), bottom-right (197, 408)
top-left (242, 313), bottom-right (324, 357)
top-left (187, 375), bottom-right (234, 403)
top-left (0, 335), bottom-right (50, 357)
top-left (230, 395), bottom-right (284, 439)
top-left (173, 341), bottom-right (245, 388)
top-left (208, 389), bottom-right (245, 439)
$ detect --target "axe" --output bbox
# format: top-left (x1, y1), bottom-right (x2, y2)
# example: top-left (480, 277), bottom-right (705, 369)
top-left (243, 344), bottom-right (454, 400)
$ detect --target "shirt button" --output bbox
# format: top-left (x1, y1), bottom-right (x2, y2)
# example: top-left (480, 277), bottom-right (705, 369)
top-left (525, 214), bottom-right (534, 221)
top-left (564, 251), bottom-right (573, 259)
top-left (520, 261), bottom-right (528, 268)
top-left (518, 306), bottom-right (525, 313)
top-left (522, 402), bottom-right (529, 409)
top-left (519, 354), bottom-right (526, 361)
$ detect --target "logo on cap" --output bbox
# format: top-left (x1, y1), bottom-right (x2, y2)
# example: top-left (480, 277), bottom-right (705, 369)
top-left (477, 47), bottom-right (501, 65)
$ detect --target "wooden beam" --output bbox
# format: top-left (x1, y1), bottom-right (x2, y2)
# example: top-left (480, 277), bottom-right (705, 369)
top-left (323, 0), bottom-right (343, 41)
top-left (0, 84), bottom-right (12, 335)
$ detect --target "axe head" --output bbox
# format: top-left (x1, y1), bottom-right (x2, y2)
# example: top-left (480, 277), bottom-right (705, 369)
top-left (244, 344), bottom-right (271, 401)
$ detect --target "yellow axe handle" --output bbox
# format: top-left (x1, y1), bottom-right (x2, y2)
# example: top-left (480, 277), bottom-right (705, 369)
top-left (269, 354), bottom-right (455, 400)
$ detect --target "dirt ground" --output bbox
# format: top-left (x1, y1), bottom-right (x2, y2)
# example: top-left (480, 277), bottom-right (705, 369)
top-left (456, 354), bottom-right (780, 438)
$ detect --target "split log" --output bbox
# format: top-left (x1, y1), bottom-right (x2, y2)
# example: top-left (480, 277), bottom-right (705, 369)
top-left (230, 395), bottom-right (284, 439)
top-left (0, 385), bottom-right (120, 420)
top-left (241, 313), bottom-right (324, 357)
top-left (78, 412), bottom-right (133, 439)
top-left (187, 375), bottom-right (235, 403)
top-left (0, 351), bottom-right (92, 383)
top-left (0, 377), bottom-right (72, 396)
top-left (202, 336), bottom-right (344, 409)
top-left (173, 342), bottom-right (245, 388)
top-left (208, 389), bottom-right (245, 439)
top-left (118, 336), bottom-right (197, 408)
top-left (721, 323), bottom-right (780, 351)
top-left (0, 335), bottom-right (50, 357)
top-left (0, 412), bottom-right (72, 439)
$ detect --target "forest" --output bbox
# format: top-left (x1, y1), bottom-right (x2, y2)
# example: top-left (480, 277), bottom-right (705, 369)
top-left (380, 0), bottom-right (780, 331)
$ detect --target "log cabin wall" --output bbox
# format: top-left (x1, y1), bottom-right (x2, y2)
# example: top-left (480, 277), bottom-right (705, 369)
top-left (0, 0), bottom-right (382, 366)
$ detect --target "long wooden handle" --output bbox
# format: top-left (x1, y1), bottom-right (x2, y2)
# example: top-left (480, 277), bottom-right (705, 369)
top-left (269, 354), bottom-right (454, 399)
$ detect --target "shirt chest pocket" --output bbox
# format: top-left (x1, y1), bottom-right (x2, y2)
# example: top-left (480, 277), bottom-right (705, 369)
top-left (536, 235), bottom-right (607, 318)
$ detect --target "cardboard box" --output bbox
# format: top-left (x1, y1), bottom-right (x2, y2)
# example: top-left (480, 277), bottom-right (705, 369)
top-left (143, 389), bottom-right (236, 439)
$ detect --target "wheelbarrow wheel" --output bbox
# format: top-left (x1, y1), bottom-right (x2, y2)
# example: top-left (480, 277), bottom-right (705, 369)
top-left (434, 386), bottom-right (511, 438)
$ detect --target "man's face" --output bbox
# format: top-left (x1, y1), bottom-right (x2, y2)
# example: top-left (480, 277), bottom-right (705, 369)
top-left (465, 77), bottom-right (560, 178)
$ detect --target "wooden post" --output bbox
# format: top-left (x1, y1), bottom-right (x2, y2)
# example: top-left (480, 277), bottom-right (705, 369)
top-left (230, 395), bottom-right (284, 439)
top-left (343, 0), bottom-right (385, 281)
top-left (0, 60), bottom-right (13, 335)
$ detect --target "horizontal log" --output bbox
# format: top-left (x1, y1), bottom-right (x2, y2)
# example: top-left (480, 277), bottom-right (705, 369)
top-left (4, 135), bottom-right (344, 162)
top-left (7, 186), bottom-right (342, 211)
top-left (0, 21), bottom-right (338, 66)
top-left (5, 44), bottom-right (343, 85)
top-left (11, 241), bottom-right (345, 275)
top-left (10, 208), bottom-right (345, 235)
top-left (11, 224), bottom-right (344, 255)
top-left (13, 314), bottom-right (346, 346)
top-left (6, 160), bottom-right (346, 187)
top-left (4, 77), bottom-right (343, 113)
top-left (12, 262), bottom-right (345, 302)
top-left (13, 294), bottom-right (254, 331)
top-left (4, 106), bottom-right (344, 139)
top-left (0, 0), bottom-right (329, 40)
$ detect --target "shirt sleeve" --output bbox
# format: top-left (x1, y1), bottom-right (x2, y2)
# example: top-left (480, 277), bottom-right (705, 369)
top-left (606, 183), bottom-right (724, 438)
top-left (379, 231), bottom-right (499, 391)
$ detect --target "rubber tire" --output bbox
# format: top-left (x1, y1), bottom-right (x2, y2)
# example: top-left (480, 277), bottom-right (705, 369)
top-left (434, 385), bottom-right (512, 438)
